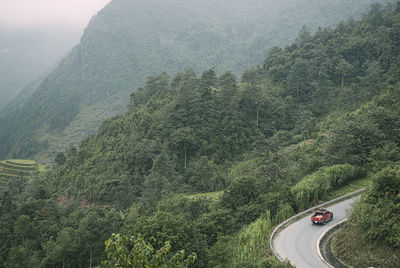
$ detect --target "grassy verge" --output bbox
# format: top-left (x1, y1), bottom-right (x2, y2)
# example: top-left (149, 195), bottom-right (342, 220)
top-left (326, 176), bottom-right (371, 200)
top-left (279, 176), bottom-right (370, 231)
top-left (269, 176), bottom-right (370, 266)
top-left (332, 221), bottom-right (400, 267)
top-left (228, 214), bottom-right (276, 265)
top-left (212, 177), bottom-right (369, 267)
top-left (210, 213), bottom-right (292, 267)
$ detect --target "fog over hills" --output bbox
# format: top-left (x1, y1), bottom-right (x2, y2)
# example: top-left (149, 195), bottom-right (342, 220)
top-left (0, 0), bottom-right (394, 162)
top-left (0, 1), bottom-right (399, 266)
top-left (0, 25), bottom-right (81, 110)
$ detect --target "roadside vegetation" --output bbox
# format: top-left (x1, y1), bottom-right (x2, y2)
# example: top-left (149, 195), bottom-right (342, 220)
top-left (0, 2), bottom-right (399, 267)
top-left (332, 165), bottom-right (400, 267)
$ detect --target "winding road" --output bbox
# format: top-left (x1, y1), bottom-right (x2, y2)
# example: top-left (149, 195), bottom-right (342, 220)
top-left (273, 196), bottom-right (360, 268)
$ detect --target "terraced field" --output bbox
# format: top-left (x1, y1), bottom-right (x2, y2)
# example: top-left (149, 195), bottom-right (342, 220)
top-left (0, 159), bottom-right (45, 177)
top-left (0, 159), bottom-right (48, 197)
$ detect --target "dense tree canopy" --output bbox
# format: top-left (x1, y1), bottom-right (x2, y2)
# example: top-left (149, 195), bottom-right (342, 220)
top-left (0, 2), bottom-right (400, 267)
top-left (0, 0), bottom-right (393, 162)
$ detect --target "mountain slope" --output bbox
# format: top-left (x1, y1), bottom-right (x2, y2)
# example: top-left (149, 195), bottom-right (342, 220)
top-left (0, 0), bottom-right (394, 162)
top-left (0, 2), bottom-right (399, 267)
top-left (49, 0), bottom-right (400, 227)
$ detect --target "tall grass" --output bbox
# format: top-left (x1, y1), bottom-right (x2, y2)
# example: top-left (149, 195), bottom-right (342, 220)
top-left (291, 164), bottom-right (366, 211)
top-left (215, 211), bottom-right (288, 267)
top-left (231, 212), bottom-right (273, 265)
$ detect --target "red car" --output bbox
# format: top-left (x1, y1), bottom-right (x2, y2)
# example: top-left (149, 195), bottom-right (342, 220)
top-left (311, 208), bottom-right (333, 224)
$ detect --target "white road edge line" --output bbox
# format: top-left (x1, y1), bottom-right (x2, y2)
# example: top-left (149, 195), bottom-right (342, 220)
top-left (270, 188), bottom-right (366, 263)
top-left (316, 218), bottom-right (347, 268)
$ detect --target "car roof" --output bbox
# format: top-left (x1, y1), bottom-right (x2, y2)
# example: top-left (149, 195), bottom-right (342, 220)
top-left (316, 208), bottom-right (328, 212)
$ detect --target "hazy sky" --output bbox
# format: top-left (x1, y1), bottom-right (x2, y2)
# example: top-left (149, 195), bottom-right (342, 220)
top-left (0, 0), bottom-right (112, 29)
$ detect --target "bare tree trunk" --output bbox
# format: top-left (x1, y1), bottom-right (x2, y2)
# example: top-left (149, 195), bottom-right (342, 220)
top-left (184, 143), bottom-right (187, 169)
top-left (256, 110), bottom-right (259, 126)
top-left (256, 104), bottom-right (261, 126)
top-left (341, 75), bottom-right (344, 89)
top-left (90, 249), bottom-right (92, 268)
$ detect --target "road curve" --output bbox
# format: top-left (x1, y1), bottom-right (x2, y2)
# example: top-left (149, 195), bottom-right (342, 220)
top-left (273, 196), bottom-right (360, 268)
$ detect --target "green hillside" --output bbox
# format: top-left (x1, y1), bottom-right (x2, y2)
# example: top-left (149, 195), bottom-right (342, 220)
top-left (0, 2), bottom-right (399, 267)
top-left (0, 0), bottom-right (394, 163)
top-left (0, 159), bottom-right (44, 178)
top-left (0, 159), bottom-right (47, 202)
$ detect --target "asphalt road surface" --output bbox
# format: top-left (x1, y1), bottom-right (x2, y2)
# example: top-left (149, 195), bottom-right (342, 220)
top-left (273, 196), bottom-right (360, 268)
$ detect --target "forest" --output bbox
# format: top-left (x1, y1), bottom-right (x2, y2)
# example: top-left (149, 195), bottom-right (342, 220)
top-left (0, 1), bottom-right (400, 267)
top-left (0, 0), bottom-right (392, 163)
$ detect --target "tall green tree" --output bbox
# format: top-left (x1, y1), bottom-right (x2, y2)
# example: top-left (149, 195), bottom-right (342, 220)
top-left (14, 215), bottom-right (35, 247)
top-left (170, 127), bottom-right (197, 169)
top-left (103, 234), bottom-right (197, 268)
top-left (336, 58), bottom-right (353, 89)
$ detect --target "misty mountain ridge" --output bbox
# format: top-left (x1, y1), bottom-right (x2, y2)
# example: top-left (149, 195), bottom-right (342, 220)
top-left (0, 2), bottom-right (399, 266)
top-left (0, 0), bottom-right (394, 162)
top-left (0, 25), bottom-right (81, 110)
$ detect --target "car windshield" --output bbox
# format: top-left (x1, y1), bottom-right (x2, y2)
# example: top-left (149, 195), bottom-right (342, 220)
top-left (314, 212), bottom-right (324, 216)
